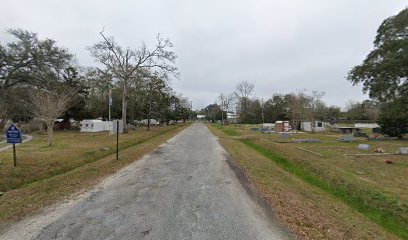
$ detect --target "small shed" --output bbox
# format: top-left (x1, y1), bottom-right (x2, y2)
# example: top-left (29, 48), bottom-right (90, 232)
top-left (275, 121), bottom-right (291, 132)
top-left (196, 115), bottom-right (206, 121)
top-left (331, 126), bottom-right (360, 134)
top-left (80, 120), bottom-right (112, 132)
top-left (300, 121), bottom-right (327, 132)
top-left (354, 123), bottom-right (380, 133)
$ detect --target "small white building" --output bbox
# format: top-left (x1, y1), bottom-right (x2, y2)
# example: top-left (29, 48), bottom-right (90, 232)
top-left (80, 120), bottom-right (112, 132)
top-left (300, 121), bottom-right (328, 132)
top-left (196, 115), bottom-right (206, 120)
top-left (139, 119), bottom-right (160, 125)
top-left (227, 112), bottom-right (237, 123)
top-left (355, 123), bottom-right (380, 128)
top-left (260, 123), bottom-right (275, 129)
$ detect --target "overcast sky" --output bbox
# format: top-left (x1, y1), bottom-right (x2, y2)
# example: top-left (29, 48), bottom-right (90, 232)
top-left (1, 0), bottom-right (406, 110)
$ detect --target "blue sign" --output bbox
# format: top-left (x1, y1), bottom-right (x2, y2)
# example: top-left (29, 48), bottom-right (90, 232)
top-left (6, 124), bottom-right (22, 144)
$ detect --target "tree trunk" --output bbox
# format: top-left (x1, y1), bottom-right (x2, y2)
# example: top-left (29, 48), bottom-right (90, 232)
top-left (0, 114), bottom-right (6, 131)
top-left (147, 102), bottom-right (151, 131)
top-left (47, 121), bottom-right (54, 147)
top-left (221, 110), bottom-right (224, 128)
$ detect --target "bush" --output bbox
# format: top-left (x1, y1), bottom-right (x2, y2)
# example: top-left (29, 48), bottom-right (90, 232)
top-left (378, 98), bottom-right (408, 138)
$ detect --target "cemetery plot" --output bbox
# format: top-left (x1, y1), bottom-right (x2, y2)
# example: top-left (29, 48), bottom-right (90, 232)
top-left (210, 124), bottom-right (408, 239)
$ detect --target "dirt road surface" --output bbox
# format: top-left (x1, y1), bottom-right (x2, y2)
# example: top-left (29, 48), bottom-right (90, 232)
top-left (1, 123), bottom-right (292, 240)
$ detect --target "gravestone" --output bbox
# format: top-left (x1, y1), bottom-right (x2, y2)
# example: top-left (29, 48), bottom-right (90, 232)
top-left (293, 139), bottom-right (321, 143)
top-left (399, 147), bottom-right (408, 155)
top-left (338, 135), bottom-right (353, 142)
top-left (357, 144), bottom-right (370, 150)
top-left (279, 132), bottom-right (292, 139)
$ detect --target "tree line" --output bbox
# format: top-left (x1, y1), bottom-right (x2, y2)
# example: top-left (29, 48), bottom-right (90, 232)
top-left (0, 29), bottom-right (192, 145)
top-left (201, 8), bottom-right (407, 138)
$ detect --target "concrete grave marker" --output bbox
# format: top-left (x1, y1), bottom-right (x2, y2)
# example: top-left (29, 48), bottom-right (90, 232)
top-left (399, 147), bottom-right (408, 155)
top-left (358, 144), bottom-right (370, 150)
top-left (279, 132), bottom-right (292, 139)
top-left (338, 135), bottom-right (353, 142)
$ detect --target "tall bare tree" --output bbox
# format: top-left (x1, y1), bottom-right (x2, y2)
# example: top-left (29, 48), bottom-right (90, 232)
top-left (218, 93), bottom-right (235, 127)
top-left (88, 31), bottom-right (177, 132)
top-left (29, 87), bottom-right (78, 146)
top-left (234, 81), bottom-right (254, 123)
top-left (286, 90), bottom-right (311, 131)
top-left (307, 91), bottom-right (325, 133)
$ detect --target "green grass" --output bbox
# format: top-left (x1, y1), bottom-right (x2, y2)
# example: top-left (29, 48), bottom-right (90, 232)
top-left (0, 125), bottom-right (185, 193)
top-left (242, 138), bottom-right (408, 239)
top-left (0, 124), bottom-right (189, 224)
top-left (223, 128), bottom-right (240, 136)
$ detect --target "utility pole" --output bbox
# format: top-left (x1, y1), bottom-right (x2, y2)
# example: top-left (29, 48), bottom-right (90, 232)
top-left (221, 99), bottom-right (224, 127)
top-left (261, 98), bottom-right (265, 125)
top-left (190, 101), bottom-right (193, 121)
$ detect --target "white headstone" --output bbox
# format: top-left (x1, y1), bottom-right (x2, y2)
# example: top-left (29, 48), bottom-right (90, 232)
top-left (358, 144), bottom-right (370, 150)
top-left (399, 147), bottom-right (408, 155)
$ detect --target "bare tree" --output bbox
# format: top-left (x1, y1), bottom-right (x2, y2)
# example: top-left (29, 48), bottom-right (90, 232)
top-left (286, 90), bottom-right (324, 132)
top-left (218, 93), bottom-right (235, 127)
top-left (234, 81), bottom-right (254, 123)
top-left (307, 91), bottom-right (325, 133)
top-left (88, 30), bottom-right (177, 132)
top-left (218, 93), bottom-right (226, 127)
top-left (286, 90), bottom-right (311, 131)
top-left (29, 87), bottom-right (78, 146)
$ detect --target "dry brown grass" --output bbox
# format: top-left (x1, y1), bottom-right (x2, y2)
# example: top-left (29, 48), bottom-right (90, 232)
top-left (209, 125), bottom-right (399, 240)
top-left (0, 124), bottom-right (188, 228)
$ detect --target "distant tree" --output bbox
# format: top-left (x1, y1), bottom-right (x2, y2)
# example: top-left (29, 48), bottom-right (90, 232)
top-left (217, 93), bottom-right (234, 127)
top-left (29, 87), bottom-right (78, 146)
top-left (347, 8), bottom-right (408, 101)
top-left (345, 100), bottom-right (381, 121)
top-left (347, 8), bottom-right (408, 137)
top-left (263, 94), bottom-right (288, 123)
top-left (138, 73), bottom-right (169, 130)
top-left (307, 91), bottom-right (325, 132)
top-left (314, 104), bottom-right (341, 123)
top-left (206, 104), bottom-right (221, 123)
top-left (234, 81), bottom-right (254, 123)
top-left (247, 98), bottom-right (263, 124)
top-left (378, 98), bottom-right (408, 138)
top-left (88, 31), bottom-right (177, 132)
top-left (0, 29), bottom-right (73, 128)
top-left (61, 67), bottom-right (89, 126)
top-left (83, 68), bottom-right (114, 120)
top-left (286, 90), bottom-right (311, 131)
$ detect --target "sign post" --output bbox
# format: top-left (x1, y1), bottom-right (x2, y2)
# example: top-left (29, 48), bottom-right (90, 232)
top-left (6, 124), bottom-right (22, 167)
top-left (116, 120), bottom-right (119, 160)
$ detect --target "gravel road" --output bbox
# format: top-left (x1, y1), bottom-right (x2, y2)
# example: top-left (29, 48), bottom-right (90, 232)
top-left (1, 123), bottom-right (292, 240)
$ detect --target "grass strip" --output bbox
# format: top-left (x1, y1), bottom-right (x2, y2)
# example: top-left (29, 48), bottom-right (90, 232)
top-left (241, 138), bottom-right (408, 239)
top-left (222, 128), bottom-right (240, 136)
